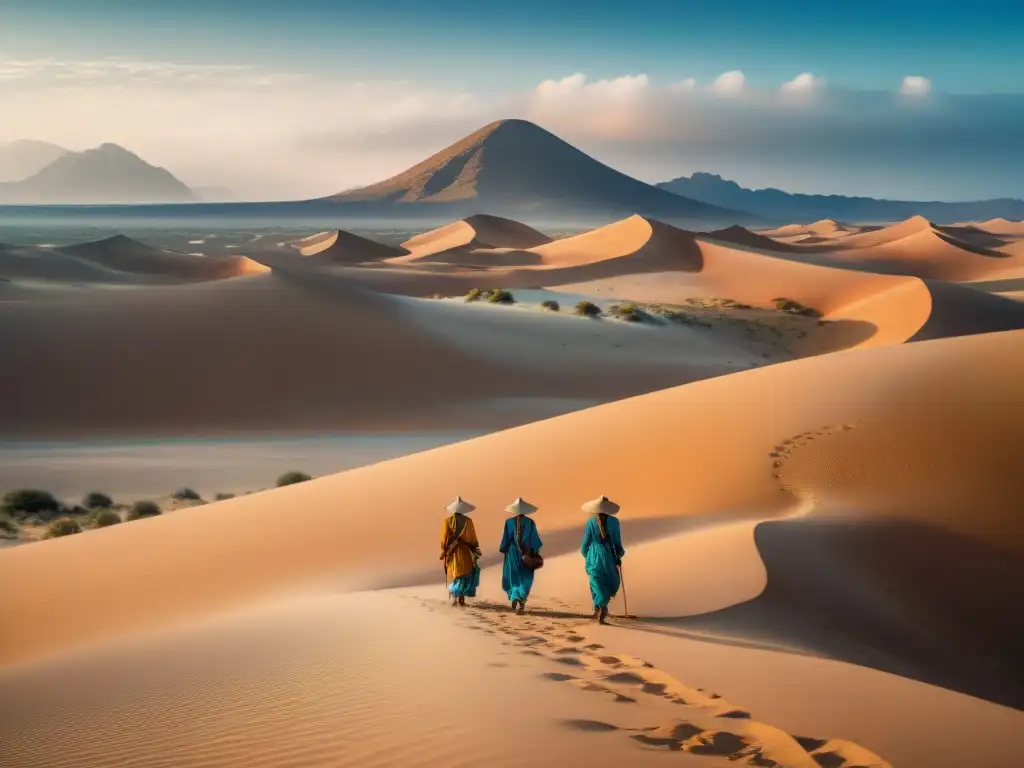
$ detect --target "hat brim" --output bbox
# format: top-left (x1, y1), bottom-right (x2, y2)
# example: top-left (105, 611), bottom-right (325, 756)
top-left (582, 497), bottom-right (620, 516)
top-left (446, 500), bottom-right (476, 515)
top-left (505, 501), bottom-right (538, 516)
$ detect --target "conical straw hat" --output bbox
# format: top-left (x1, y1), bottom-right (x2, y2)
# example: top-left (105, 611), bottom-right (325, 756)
top-left (581, 495), bottom-right (620, 516)
top-left (505, 497), bottom-right (538, 516)
top-left (446, 496), bottom-right (476, 516)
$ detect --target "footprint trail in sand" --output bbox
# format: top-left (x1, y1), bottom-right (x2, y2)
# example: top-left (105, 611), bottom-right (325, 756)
top-left (431, 598), bottom-right (891, 768)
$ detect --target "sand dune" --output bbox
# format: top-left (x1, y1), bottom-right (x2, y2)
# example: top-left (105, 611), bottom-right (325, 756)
top-left (760, 219), bottom-right (861, 240)
top-left (392, 214), bottom-right (551, 265)
top-left (702, 224), bottom-right (807, 252)
top-left (4, 207), bottom-right (1024, 767)
top-left (971, 217), bottom-right (1024, 236)
top-left (2, 328), bottom-right (1022, 767)
top-left (0, 242), bottom-right (137, 283)
top-left (0, 263), bottom-right (778, 439)
top-left (296, 229), bottom-right (407, 263)
top-left (57, 234), bottom-right (269, 281)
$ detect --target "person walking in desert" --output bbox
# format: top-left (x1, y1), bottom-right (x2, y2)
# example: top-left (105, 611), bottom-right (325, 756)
top-left (580, 495), bottom-right (625, 624)
top-left (498, 497), bottom-right (544, 614)
top-left (440, 496), bottom-right (482, 607)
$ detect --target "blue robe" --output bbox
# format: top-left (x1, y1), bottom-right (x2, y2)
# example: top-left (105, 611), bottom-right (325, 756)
top-left (449, 565), bottom-right (480, 597)
top-left (580, 515), bottom-right (625, 608)
top-left (498, 515), bottom-right (543, 603)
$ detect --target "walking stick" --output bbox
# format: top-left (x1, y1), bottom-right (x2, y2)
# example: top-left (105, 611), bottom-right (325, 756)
top-left (618, 563), bottom-right (637, 619)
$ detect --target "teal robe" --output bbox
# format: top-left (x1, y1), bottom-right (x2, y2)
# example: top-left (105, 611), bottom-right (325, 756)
top-left (580, 514), bottom-right (625, 608)
top-left (499, 515), bottom-right (543, 603)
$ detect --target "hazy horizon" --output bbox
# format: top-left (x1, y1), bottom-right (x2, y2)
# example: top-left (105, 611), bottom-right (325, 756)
top-left (1, 1), bottom-right (1022, 203)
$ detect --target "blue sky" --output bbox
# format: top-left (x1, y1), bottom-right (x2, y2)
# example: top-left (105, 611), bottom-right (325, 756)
top-left (3, 0), bottom-right (1022, 93)
top-left (1, 1), bottom-right (1022, 200)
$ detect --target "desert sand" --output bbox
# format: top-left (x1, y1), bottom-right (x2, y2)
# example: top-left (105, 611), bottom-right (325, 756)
top-left (2, 328), bottom-right (1023, 766)
top-left (2, 212), bottom-right (1023, 767)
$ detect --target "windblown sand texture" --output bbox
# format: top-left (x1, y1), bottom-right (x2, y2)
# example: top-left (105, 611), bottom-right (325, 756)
top-left (2, 211), bottom-right (1023, 767)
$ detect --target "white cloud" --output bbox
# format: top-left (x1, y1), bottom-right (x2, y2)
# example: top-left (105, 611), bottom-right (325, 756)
top-left (899, 75), bottom-right (931, 96)
top-left (780, 72), bottom-right (824, 94)
top-left (527, 73), bottom-right (657, 140)
top-left (710, 70), bottom-right (746, 97)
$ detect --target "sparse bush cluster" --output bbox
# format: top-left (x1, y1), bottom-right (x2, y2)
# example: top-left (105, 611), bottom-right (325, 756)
top-left (276, 471), bottom-right (312, 487)
top-left (91, 509), bottom-right (123, 528)
top-left (540, 299), bottom-right (560, 312)
top-left (126, 500), bottom-right (162, 521)
top-left (44, 517), bottom-right (82, 539)
top-left (609, 303), bottom-right (643, 323)
top-left (83, 491), bottom-right (114, 509)
top-left (487, 289), bottom-right (514, 304)
top-left (574, 300), bottom-right (602, 317)
top-left (2, 489), bottom-right (61, 521)
top-left (771, 297), bottom-right (821, 318)
top-left (2, 470), bottom-right (316, 544)
top-left (465, 288), bottom-right (515, 304)
top-left (0, 514), bottom-right (19, 539)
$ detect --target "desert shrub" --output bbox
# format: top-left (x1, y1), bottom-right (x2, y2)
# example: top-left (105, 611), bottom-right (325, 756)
top-left (771, 297), bottom-right (821, 318)
top-left (487, 289), bottom-right (515, 304)
top-left (171, 487), bottom-right (202, 502)
top-left (2, 488), bottom-right (60, 519)
top-left (45, 517), bottom-right (82, 538)
top-left (125, 500), bottom-right (162, 521)
top-left (276, 471), bottom-right (312, 487)
top-left (82, 491), bottom-right (114, 509)
top-left (540, 299), bottom-right (560, 312)
top-left (574, 300), bottom-right (602, 317)
top-left (610, 303), bottom-right (642, 322)
top-left (0, 514), bottom-right (19, 539)
top-left (464, 288), bottom-right (483, 302)
top-left (214, 492), bottom-right (236, 501)
top-left (92, 509), bottom-right (122, 528)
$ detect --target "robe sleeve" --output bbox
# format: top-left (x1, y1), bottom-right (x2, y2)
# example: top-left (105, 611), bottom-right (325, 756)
top-left (610, 517), bottom-right (625, 558)
top-left (580, 518), bottom-right (593, 557)
top-left (465, 518), bottom-right (480, 551)
top-left (498, 519), bottom-right (510, 554)
top-left (528, 520), bottom-right (543, 551)
top-left (440, 517), bottom-right (451, 557)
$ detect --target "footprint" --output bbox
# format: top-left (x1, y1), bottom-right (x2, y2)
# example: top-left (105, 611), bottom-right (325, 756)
top-left (554, 656), bottom-right (585, 666)
top-left (716, 709), bottom-right (751, 719)
top-left (630, 721), bottom-right (703, 750)
top-left (542, 672), bottom-right (577, 682)
top-left (562, 719), bottom-right (619, 733)
top-left (686, 730), bottom-right (748, 756)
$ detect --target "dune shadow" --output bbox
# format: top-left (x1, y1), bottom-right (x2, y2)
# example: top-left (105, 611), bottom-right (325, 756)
top-left (671, 517), bottom-right (1024, 710)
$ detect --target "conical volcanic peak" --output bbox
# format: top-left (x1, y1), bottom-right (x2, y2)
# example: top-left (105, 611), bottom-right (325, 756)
top-left (328, 119), bottom-right (743, 221)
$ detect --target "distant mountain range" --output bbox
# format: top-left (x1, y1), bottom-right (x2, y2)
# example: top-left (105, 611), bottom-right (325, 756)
top-left (657, 173), bottom-right (1024, 225)
top-left (3, 125), bottom-right (1023, 225)
top-left (327, 119), bottom-right (747, 225)
top-left (0, 140), bottom-right (70, 182)
top-left (0, 142), bottom-right (199, 204)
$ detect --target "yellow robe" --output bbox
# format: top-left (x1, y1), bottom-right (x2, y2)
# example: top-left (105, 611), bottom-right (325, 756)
top-left (441, 513), bottom-right (479, 580)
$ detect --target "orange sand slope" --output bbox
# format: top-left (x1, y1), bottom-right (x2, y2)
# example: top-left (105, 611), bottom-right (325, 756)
top-left (390, 213), bottom-right (552, 266)
top-left (0, 264), bottom-right (773, 438)
top-left (2, 329), bottom-right (1021, 702)
top-left (295, 229), bottom-right (408, 263)
top-left (310, 214), bottom-right (1024, 353)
